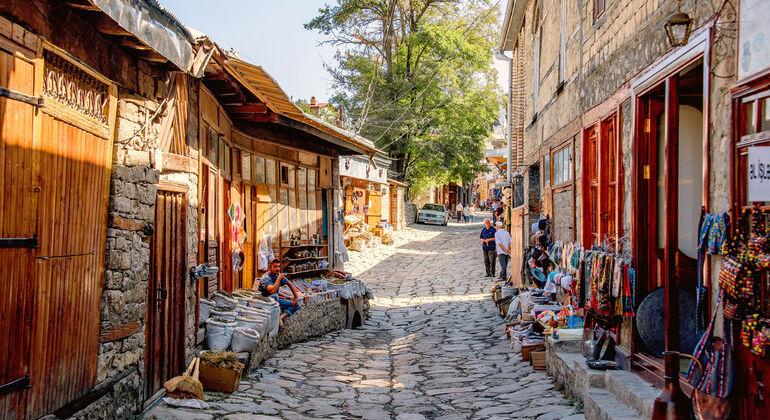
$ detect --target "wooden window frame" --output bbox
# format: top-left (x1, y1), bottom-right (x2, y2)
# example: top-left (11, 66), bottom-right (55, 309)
top-left (732, 79), bottom-right (770, 317)
top-left (594, 0), bottom-right (606, 21)
top-left (552, 143), bottom-right (573, 188)
top-left (582, 112), bottom-right (622, 248)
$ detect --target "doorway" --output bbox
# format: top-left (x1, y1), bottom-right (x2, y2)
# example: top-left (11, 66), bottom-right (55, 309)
top-left (145, 185), bottom-right (187, 400)
top-left (632, 60), bottom-right (705, 384)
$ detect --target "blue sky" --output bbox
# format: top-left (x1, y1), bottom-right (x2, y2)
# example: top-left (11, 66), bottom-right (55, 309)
top-left (159, 0), bottom-right (508, 103)
top-left (160, 0), bottom-right (339, 102)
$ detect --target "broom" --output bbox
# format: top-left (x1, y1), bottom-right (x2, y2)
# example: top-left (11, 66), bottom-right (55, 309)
top-left (164, 357), bottom-right (204, 400)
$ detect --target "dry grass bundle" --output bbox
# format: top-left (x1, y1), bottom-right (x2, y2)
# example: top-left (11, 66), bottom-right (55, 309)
top-left (200, 351), bottom-right (245, 370)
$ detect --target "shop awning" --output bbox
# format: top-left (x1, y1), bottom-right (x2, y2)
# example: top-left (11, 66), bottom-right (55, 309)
top-left (221, 57), bottom-right (380, 156)
top-left (80, 0), bottom-right (194, 71)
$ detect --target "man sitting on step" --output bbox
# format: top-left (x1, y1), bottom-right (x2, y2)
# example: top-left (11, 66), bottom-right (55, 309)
top-left (256, 258), bottom-right (301, 327)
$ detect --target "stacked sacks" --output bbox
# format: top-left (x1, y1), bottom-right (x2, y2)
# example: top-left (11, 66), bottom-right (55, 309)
top-left (198, 298), bottom-right (215, 326)
top-left (247, 297), bottom-right (281, 337)
top-left (231, 327), bottom-right (260, 352)
top-left (206, 317), bottom-right (237, 351)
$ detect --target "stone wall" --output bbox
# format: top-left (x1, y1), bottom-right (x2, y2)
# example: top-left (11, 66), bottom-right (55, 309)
top-left (86, 82), bottom-right (169, 418)
top-left (246, 298), bottom-right (363, 370)
top-left (405, 202), bottom-right (418, 226)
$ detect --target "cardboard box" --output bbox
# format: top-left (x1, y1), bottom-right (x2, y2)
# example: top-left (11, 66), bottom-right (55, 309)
top-left (521, 343), bottom-right (545, 362)
top-left (530, 349), bottom-right (547, 370)
top-left (199, 364), bottom-right (243, 393)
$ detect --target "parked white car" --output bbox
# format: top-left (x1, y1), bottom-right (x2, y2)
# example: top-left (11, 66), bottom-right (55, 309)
top-left (416, 203), bottom-right (449, 226)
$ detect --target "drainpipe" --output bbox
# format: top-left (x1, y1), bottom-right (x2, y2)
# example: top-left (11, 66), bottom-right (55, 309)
top-left (495, 50), bottom-right (513, 186)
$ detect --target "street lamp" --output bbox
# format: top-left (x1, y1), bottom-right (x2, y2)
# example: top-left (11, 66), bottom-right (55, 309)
top-left (665, 12), bottom-right (693, 47)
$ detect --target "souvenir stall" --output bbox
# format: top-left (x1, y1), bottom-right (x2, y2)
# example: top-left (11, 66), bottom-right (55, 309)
top-left (494, 217), bottom-right (587, 370)
top-left (340, 155), bottom-right (390, 219)
top-left (727, 1), bottom-right (770, 415)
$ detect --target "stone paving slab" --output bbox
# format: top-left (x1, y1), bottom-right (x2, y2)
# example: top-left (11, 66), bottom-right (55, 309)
top-left (145, 214), bottom-right (583, 419)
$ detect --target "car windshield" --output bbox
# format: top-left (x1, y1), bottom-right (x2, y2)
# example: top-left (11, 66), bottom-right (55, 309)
top-left (422, 204), bottom-right (445, 211)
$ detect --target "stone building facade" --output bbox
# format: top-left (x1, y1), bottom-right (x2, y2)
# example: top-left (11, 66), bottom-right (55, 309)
top-left (0, 2), bottom-right (376, 419)
top-left (500, 0), bottom-right (739, 411)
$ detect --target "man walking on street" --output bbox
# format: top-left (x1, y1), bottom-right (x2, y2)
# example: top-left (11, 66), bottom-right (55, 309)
top-left (468, 205), bottom-right (475, 223)
top-left (494, 221), bottom-right (511, 282)
top-left (480, 218), bottom-right (496, 277)
top-left (455, 202), bottom-right (464, 223)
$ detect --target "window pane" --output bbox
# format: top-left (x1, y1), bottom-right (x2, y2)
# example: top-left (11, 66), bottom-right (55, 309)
top-left (308, 169), bottom-right (316, 189)
top-left (308, 193), bottom-right (316, 238)
top-left (269, 188), bottom-right (278, 237)
top-left (288, 189), bottom-right (297, 237)
top-left (241, 152), bottom-right (251, 181)
top-left (744, 101), bottom-right (757, 135)
top-left (253, 155), bottom-right (265, 183)
top-left (209, 127), bottom-right (218, 164)
top-left (297, 167), bottom-right (307, 191)
top-left (762, 98), bottom-right (770, 133)
top-left (562, 146), bottom-right (572, 182)
top-left (279, 189), bottom-right (289, 239)
top-left (544, 154), bottom-right (550, 186)
top-left (225, 145), bottom-right (231, 176)
top-left (299, 191), bottom-right (308, 240)
top-left (266, 159), bottom-right (276, 186)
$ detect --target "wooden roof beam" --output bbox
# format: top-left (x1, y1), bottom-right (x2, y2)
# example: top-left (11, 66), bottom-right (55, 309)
top-left (226, 104), bottom-right (267, 114)
top-left (95, 16), bottom-right (133, 36)
top-left (66, 2), bottom-right (101, 11)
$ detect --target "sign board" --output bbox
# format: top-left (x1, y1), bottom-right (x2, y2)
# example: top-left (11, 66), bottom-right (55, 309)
top-left (748, 146), bottom-right (770, 201)
top-left (739, 0), bottom-right (770, 80)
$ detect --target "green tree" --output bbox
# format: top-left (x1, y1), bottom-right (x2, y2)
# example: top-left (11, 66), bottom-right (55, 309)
top-left (306, 0), bottom-right (501, 194)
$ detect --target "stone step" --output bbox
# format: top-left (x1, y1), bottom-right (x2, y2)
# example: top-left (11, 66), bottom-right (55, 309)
top-left (584, 386), bottom-right (644, 420)
top-left (604, 370), bottom-right (659, 420)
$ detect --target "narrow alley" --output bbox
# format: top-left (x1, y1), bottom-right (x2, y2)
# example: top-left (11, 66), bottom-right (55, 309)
top-left (148, 216), bottom-right (583, 420)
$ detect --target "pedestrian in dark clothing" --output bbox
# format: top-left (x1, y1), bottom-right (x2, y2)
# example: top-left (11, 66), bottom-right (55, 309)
top-left (480, 218), bottom-right (496, 277)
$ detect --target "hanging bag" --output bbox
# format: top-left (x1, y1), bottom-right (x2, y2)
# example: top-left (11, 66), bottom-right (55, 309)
top-left (685, 292), bottom-right (732, 419)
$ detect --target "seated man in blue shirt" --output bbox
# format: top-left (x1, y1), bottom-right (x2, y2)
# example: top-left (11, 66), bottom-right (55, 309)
top-left (257, 258), bottom-right (302, 327)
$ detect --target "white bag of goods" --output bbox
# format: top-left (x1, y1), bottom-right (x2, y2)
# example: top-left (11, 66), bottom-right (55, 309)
top-left (210, 310), bottom-right (236, 322)
top-left (205, 318), bottom-right (237, 351)
top-left (212, 292), bottom-right (238, 309)
top-left (198, 298), bottom-right (215, 326)
top-left (236, 315), bottom-right (267, 335)
top-left (249, 300), bottom-right (280, 337)
top-left (231, 327), bottom-right (260, 352)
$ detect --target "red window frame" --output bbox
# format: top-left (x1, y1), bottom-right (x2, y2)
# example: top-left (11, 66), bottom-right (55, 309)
top-left (582, 112), bottom-right (623, 248)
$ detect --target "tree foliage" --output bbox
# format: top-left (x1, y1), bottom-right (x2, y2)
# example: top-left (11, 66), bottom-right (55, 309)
top-left (306, 0), bottom-right (501, 195)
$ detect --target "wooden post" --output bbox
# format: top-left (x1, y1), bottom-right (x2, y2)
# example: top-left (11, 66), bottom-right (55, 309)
top-left (652, 74), bottom-right (693, 420)
top-left (664, 75), bottom-right (680, 354)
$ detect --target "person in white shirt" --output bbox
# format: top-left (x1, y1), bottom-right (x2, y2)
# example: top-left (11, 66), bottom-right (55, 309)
top-left (455, 202), bottom-right (464, 222)
top-left (463, 205), bottom-right (470, 223)
top-left (468, 205), bottom-right (475, 222)
top-left (494, 221), bottom-right (512, 281)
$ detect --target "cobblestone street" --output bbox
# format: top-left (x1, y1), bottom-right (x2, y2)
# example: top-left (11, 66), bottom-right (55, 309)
top-left (148, 215), bottom-right (584, 420)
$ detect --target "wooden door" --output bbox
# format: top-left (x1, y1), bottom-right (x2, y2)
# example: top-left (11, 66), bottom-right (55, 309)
top-left (0, 44), bottom-right (116, 419)
top-left (0, 42), bottom-right (38, 420)
top-left (145, 186), bottom-right (187, 399)
top-left (367, 190), bottom-right (382, 226)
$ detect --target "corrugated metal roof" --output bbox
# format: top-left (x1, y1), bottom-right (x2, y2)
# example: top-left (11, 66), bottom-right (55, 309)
top-left (223, 56), bottom-right (379, 155)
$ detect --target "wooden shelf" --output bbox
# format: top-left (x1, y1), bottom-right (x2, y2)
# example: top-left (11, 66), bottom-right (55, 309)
top-left (280, 243), bottom-right (327, 248)
top-left (285, 268), bottom-right (327, 277)
top-left (282, 256), bottom-right (326, 263)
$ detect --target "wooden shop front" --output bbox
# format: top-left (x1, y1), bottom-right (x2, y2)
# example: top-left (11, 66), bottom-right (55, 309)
top-left (194, 49), bottom-right (377, 308)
